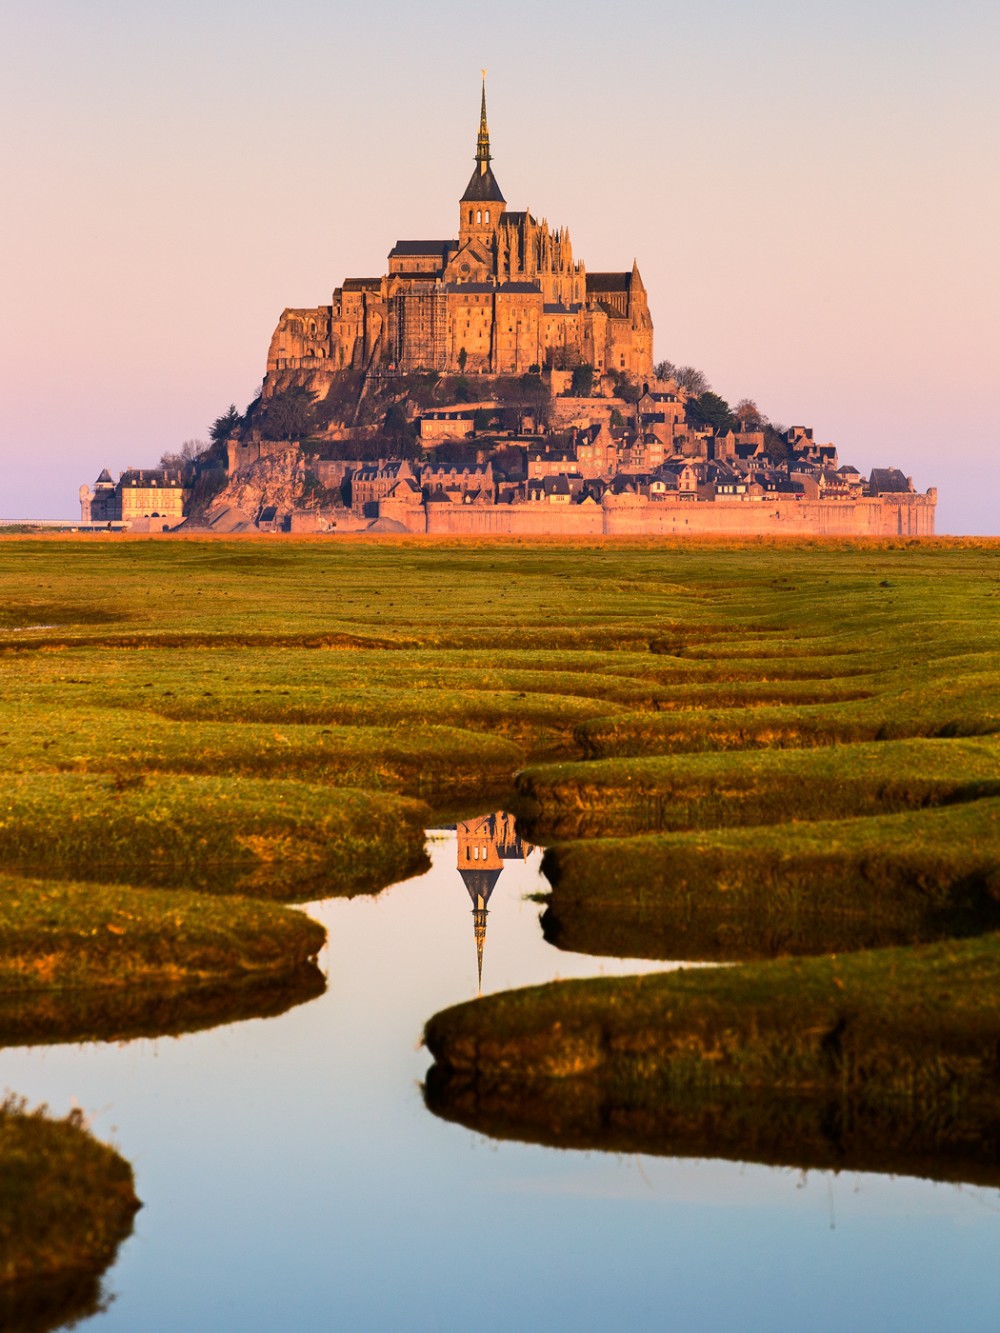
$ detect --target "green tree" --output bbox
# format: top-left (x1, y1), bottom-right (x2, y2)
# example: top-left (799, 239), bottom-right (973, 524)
top-left (612, 371), bottom-right (640, 403)
top-left (258, 387), bottom-right (318, 441)
top-left (570, 364), bottom-right (595, 397)
top-left (687, 392), bottom-right (735, 433)
top-left (763, 424), bottom-right (792, 464)
top-left (653, 359), bottom-right (677, 381)
top-left (383, 403), bottom-right (412, 437)
top-left (209, 405), bottom-right (243, 445)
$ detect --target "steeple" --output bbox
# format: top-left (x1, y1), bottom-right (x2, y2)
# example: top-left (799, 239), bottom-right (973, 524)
top-left (459, 73), bottom-right (506, 250)
top-left (476, 74), bottom-right (491, 173)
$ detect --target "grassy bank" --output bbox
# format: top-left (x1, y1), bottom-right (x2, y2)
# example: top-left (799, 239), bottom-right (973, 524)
top-left (0, 874), bottom-right (325, 993)
top-left (515, 736), bottom-right (1000, 840)
top-left (4, 535), bottom-right (1000, 1177)
top-left (540, 799), bottom-right (1000, 961)
top-left (0, 774), bottom-right (430, 899)
top-left (0, 1097), bottom-right (140, 1286)
top-left (424, 931), bottom-right (1000, 1104)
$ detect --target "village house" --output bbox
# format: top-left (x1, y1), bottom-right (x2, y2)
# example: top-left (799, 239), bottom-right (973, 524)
top-left (351, 459), bottom-right (419, 515)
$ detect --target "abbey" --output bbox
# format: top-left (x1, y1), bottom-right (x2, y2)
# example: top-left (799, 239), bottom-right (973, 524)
top-left (266, 83), bottom-right (653, 380)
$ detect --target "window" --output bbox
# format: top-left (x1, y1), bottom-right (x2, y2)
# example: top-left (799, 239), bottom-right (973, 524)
top-left (485, 210), bottom-right (490, 223)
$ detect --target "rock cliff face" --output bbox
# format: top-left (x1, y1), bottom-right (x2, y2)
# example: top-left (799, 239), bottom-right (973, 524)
top-left (207, 445), bottom-right (306, 523)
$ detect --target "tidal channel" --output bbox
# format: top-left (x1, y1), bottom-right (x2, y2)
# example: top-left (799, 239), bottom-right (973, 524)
top-left (2, 816), bottom-right (999, 1331)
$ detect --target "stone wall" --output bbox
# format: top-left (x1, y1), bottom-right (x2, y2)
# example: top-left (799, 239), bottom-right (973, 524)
top-left (399, 493), bottom-right (936, 538)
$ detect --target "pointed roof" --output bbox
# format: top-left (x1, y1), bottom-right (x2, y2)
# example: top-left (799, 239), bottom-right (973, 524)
top-left (458, 867), bottom-right (502, 904)
top-left (461, 76), bottom-right (505, 204)
top-left (460, 864), bottom-right (502, 994)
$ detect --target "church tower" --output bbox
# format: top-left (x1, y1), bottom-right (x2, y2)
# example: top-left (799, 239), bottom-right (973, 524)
top-left (459, 76), bottom-right (506, 253)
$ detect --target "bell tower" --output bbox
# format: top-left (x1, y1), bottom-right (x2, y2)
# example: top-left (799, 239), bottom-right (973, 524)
top-left (459, 75), bottom-right (506, 253)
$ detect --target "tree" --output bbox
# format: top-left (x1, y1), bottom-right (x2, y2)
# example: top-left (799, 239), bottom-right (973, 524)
top-left (687, 392), bottom-right (735, 433)
top-left (763, 424), bottom-right (791, 464)
top-left (457, 347), bottom-right (468, 372)
top-left (612, 370), bottom-right (640, 403)
top-left (159, 439), bottom-right (209, 471)
top-left (674, 366), bottom-right (710, 394)
top-left (570, 364), bottom-right (595, 397)
top-left (258, 386), bottom-right (318, 441)
top-left (383, 403), bottom-right (410, 436)
top-left (653, 359), bottom-right (677, 381)
top-left (733, 398), bottom-right (766, 428)
top-left (210, 405), bottom-right (243, 445)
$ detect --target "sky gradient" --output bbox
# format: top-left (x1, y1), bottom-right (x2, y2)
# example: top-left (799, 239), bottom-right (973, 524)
top-left (1, 0), bottom-right (997, 532)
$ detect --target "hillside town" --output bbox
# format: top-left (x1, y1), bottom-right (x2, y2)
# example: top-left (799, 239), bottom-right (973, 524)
top-left (79, 82), bottom-right (935, 537)
top-left (80, 372), bottom-right (935, 537)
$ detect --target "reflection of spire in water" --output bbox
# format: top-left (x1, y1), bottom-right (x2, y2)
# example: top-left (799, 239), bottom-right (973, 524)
top-left (456, 812), bottom-right (529, 993)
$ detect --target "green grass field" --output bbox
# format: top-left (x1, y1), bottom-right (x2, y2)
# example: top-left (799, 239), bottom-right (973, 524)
top-left (3, 533), bottom-right (1000, 1185)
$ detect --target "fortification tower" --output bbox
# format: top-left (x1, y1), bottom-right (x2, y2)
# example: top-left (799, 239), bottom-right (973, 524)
top-left (458, 76), bottom-right (506, 253)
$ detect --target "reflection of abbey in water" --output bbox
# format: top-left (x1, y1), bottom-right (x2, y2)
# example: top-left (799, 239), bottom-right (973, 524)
top-left (456, 812), bottom-right (529, 991)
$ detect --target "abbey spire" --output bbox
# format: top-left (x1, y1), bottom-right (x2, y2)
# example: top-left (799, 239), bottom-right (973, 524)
top-left (460, 73), bottom-right (506, 251)
top-left (476, 74), bottom-right (491, 172)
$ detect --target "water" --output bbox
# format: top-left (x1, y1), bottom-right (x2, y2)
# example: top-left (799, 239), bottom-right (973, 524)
top-left (3, 821), bottom-right (999, 1331)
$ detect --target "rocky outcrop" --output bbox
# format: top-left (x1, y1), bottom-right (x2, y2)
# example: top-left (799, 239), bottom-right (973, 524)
top-left (208, 445), bottom-right (307, 526)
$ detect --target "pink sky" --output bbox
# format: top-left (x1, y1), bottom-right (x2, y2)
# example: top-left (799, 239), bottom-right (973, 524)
top-left (1, 0), bottom-right (997, 532)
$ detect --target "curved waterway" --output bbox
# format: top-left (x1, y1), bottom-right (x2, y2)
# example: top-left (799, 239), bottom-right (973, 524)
top-left (3, 817), bottom-right (1000, 1331)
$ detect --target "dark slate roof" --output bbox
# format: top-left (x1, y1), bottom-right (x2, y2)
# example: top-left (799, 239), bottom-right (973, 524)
top-left (459, 868), bottom-right (502, 903)
top-left (543, 302), bottom-right (582, 314)
top-left (593, 300), bottom-right (628, 319)
top-left (587, 272), bottom-right (631, 292)
top-left (497, 282), bottom-right (541, 295)
top-left (389, 240), bottom-right (454, 258)
top-left (461, 164), bottom-right (506, 203)
top-left (445, 282), bottom-right (495, 294)
top-left (120, 469), bottom-right (183, 488)
top-left (502, 211), bottom-right (536, 227)
top-left (870, 467), bottom-right (911, 493)
top-left (95, 468), bottom-right (114, 484)
top-left (341, 278), bottom-right (381, 291)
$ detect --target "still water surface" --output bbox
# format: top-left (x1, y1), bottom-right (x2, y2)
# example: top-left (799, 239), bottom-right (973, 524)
top-left (3, 821), bottom-right (999, 1331)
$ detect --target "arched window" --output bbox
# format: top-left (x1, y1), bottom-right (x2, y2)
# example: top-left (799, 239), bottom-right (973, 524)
top-left (485, 210), bottom-right (490, 223)
top-left (469, 209), bottom-right (473, 224)
top-left (476, 209), bottom-right (482, 224)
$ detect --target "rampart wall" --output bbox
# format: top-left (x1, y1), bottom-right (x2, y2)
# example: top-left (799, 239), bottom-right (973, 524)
top-left (392, 494), bottom-right (936, 537)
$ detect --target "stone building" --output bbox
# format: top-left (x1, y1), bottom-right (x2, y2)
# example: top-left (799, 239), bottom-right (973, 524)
top-left (266, 81), bottom-right (653, 383)
top-left (79, 468), bottom-right (186, 527)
